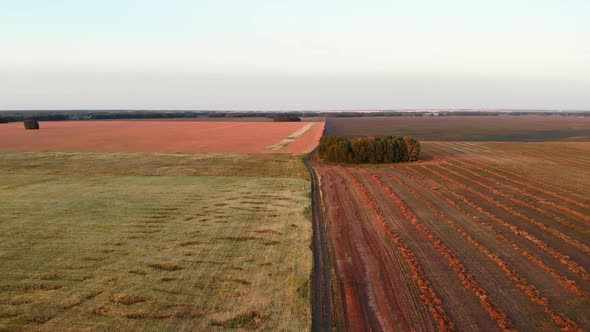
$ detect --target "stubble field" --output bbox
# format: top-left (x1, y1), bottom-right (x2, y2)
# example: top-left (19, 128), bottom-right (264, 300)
top-left (316, 140), bottom-right (590, 330)
top-left (0, 152), bottom-right (312, 331)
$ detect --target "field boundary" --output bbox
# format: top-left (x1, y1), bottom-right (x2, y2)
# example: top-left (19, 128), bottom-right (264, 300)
top-left (306, 155), bottom-right (334, 331)
top-left (267, 123), bottom-right (315, 150)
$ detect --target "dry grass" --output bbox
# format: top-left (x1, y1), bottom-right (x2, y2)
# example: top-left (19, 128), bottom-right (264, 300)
top-left (0, 152), bottom-right (312, 331)
top-left (0, 151), bottom-right (309, 179)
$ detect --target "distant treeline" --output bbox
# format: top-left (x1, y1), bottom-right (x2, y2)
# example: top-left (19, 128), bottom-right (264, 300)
top-left (272, 116), bottom-right (301, 122)
top-left (0, 111), bottom-right (312, 122)
top-left (0, 110), bottom-right (588, 122)
top-left (318, 136), bottom-right (421, 164)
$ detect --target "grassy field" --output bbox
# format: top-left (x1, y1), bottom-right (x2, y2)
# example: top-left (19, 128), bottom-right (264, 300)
top-left (0, 152), bottom-right (309, 179)
top-left (0, 152), bottom-right (312, 331)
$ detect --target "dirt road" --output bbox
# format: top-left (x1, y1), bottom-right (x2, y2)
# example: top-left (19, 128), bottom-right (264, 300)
top-left (305, 156), bottom-right (334, 331)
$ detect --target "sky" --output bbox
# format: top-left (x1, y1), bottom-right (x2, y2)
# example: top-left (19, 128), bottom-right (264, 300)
top-left (1, 0), bottom-right (589, 110)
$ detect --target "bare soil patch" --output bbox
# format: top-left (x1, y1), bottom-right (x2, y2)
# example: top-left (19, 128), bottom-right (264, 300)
top-left (0, 121), bottom-right (324, 153)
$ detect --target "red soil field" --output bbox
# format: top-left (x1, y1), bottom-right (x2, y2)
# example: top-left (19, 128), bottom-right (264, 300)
top-left (315, 142), bottom-right (590, 331)
top-left (0, 121), bottom-right (325, 153)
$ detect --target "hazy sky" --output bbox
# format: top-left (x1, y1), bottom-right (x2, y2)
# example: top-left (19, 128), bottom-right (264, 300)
top-left (1, 0), bottom-right (589, 110)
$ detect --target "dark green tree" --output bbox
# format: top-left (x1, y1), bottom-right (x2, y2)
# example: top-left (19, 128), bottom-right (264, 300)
top-left (317, 135), bottom-right (420, 164)
top-left (23, 119), bottom-right (40, 130)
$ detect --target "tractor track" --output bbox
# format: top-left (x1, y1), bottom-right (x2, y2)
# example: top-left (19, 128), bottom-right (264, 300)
top-left (305, 154), bottom-right (334, 331)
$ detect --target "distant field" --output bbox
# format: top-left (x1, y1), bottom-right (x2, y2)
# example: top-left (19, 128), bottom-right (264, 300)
top-left (0, 152), bottom-right (312, 330)
top-left (325, 116), bottom-right (590, 141)
top-left (0, 121), bottom-right (325, 153)
top-left (105, 117), bottom-right (326, 122)
top-left (316, 142), bottom-right (590, 330)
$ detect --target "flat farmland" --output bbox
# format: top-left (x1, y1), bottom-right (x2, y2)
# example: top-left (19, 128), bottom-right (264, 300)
top-left (0, 152), bottom-right (312, 330)
top-left (0, 121), bottom-right (325, 153)
top-left (315, 142), bottom-right (590, 330)
top-left (325, 116), bottom-right (590, 141)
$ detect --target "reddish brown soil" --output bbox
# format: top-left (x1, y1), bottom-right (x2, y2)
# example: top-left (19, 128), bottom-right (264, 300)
top-left (0, 121), bottom-right (324, 153)
top-left (278, 122), bottom-right (325, 154)
top-left (315, 163), bottom-right (440, 331)
top-left (316, 142), bottom-right (590, 331)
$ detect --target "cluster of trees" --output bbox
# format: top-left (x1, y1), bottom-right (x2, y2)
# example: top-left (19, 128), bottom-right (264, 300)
top-left (24, 119), bottom-right (40, 130)
top-left (318, 136), bottom-right (421, 164)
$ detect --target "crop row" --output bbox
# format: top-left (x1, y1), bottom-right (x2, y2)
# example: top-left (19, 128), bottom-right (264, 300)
top-left (393, 167), bottom-right (588, 297)
top-left (447, 153), bottom-right (590, 208)
top-left (433, 143), bottom-right (590, 195)
top-left (374, 168), bottom-right (582, 330)
top-left (339, 167), bottom-right (455, 331)
top-left (449, 159), bottom-right (590, 220)
top-left (412, 166), bottom-right (590, 281)
top-left (494, 144), bottom-right (590, 167)
top-left (445, 161), bottom-right (590, 233)
top-left (483, 144), bottom-right (590, 168)
top-left (430, 164), bottom-right (590, 256)
top-left (353, 168), bottom-right (513, 330)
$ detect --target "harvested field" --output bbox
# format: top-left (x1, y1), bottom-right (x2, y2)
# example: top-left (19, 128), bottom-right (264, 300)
top-left (315, 142), bottom-right (590, 330)
top-left (0, 121), bottom-right (324, 153)
top-left (325, 116), bottom-right (590, 141)
top-left (0, 152), bottom-right (312, 330)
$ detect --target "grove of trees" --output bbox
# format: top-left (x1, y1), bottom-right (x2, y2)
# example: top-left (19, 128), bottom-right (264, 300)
top-left (23, 119), bottom-right (40, 130)
top-left (318, 136), bottom-right (421, 163)
top-left (272, 116), bottom-right (302, 122)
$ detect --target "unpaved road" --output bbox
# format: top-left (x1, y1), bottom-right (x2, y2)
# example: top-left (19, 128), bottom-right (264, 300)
top-left (305, 156), bottom-right (334, 331)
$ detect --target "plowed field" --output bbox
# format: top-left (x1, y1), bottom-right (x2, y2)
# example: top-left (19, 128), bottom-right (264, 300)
top-left (0, 121), bottom-right (324, 153)
top-left (325, 116), bottom-right (590, 141)
top-left (316, 142), bottom-right (590, 330)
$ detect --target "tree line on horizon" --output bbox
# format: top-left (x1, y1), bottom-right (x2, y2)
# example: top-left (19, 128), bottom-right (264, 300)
top-left (1, 110), bottom-right (587, 123)
top-left (318, 136), bottom-right (421, 164)
top-left (272, 115), bottom-right (301, 122)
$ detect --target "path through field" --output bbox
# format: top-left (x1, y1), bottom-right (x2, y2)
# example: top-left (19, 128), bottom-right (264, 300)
top-left (305, 157), bottom-right (334, 331)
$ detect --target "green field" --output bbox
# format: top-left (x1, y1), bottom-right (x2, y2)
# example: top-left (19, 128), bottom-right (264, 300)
top-left (0, 152), bottom-right (312, 331)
